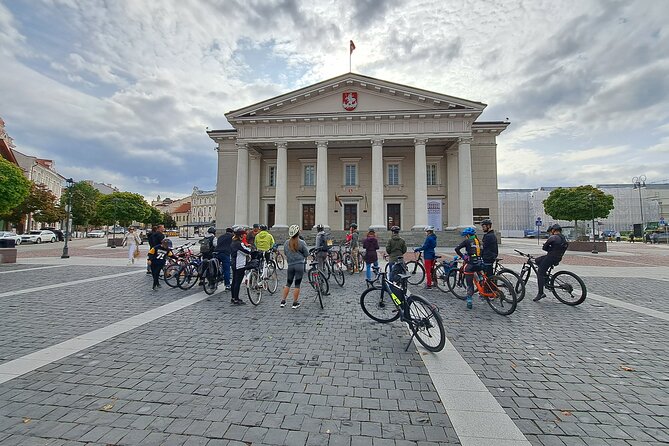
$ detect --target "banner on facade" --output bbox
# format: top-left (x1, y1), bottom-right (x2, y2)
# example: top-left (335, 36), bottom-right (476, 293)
top-left (427, 200), bottom-right (442, 231)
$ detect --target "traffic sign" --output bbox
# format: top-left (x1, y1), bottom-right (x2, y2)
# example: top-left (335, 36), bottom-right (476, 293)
top-left (535, 217), bottom-right (542, 227)
top-left (660, 217), bottom-right (666, 226)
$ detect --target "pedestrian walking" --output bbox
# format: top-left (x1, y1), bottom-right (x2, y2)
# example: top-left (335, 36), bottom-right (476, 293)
top-left (231, 226), bottom-right (252, 305)
top-left (414, 226), bottom-right (437, 288)
top-left (362, 228), bottom-right (379, 281)
top-left (147, 239), bottom-right (174, 290)
top-left (122, 226), bottom-right (141, 265)
top-left (280, 225), bottom-right (310, 309)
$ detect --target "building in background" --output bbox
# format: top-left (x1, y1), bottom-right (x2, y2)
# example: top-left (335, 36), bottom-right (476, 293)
top-left (190, 187), bottom-right (216, 233)
top-left (84, 180), bottom-right (119, 195)
top-left (172, 202), bottom-right (192, 238)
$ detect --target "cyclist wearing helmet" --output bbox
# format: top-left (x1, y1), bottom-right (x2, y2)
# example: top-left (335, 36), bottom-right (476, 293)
top-left (349, 223), bottom-right (360, 273)
top-left (230, 226), bottom-right (252, 305)
top-left (254, 224), bottom-right (275, 262)
top-left (480, 219), bottom-right (498, 277)
top-left (455, 227), bottom-right (483, 309)
top-left (247, 223), bottom-right (260, 245)
top-left (386, 226), bottom-right (407, 282)
top-left (214, 227), bottom-right (234, 291)
top-left (534, 223), bottom-right (569, 301)
top-left (281, 225), bottom-right (310, 309)
top-left (199, 227), bottom-right (218, 261)
top-left (314, 224), bottom-right (329, 272)
top-left (414, 226), bottom-right (437, 289)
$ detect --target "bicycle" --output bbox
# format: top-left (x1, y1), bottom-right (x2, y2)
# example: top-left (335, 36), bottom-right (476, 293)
top-left (446, 258), bottom-right (518, 315)
top-left (491, 258), bottom-right (526, 302)
top-left (401, 251), bottom-right (451, 288)
top-left (360, 267), bottom-right (446, 352)
top-left (270, 243), bottom-right (285, 270)
top-left (384, 255), bottom-right (421, 285)
top-left (309, 247), bottom-right (340, 288)
top-left (306, 260), bottom-right (329, 309)
top-left (514, 249), bottom-right (587, 305)
top-left (176, 255), bottom-right (204, 290)
top-left (245, 252), bottom-right (279, 305)
top-left (163, 242), bottom-right (197, 287)
top-left (342, 242), bottom-right (364, 275)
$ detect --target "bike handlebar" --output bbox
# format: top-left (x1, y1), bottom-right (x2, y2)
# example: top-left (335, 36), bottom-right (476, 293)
top-left (514, 249), bottom-right (534, 259)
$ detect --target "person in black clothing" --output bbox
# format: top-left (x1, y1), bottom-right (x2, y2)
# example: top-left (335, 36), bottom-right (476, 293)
top-left (455, 227), bottom-right (483, 309)
top-left (230, 226), bottom-right (253, 305)
top-left (215, 227), bottom-right (234, 290)
top-left (534, 223), bottom-right (569, 301)
top-left (147, 238), bottom-right (174, 290)
top-left (480, 218), bottom-right (498, 277)
top-left (146, 224), bottom-right (165, 274)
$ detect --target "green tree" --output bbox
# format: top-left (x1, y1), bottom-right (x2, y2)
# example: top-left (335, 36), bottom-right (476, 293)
top-left (142, 206), bottom-right (163, 226)
top-left (0, 157), bottom-right (30, 215)
top-left (96, 192), bottom-right (151, 227)
top-left (162, 212), bottom-right (176, 228)
top-left (543, 185), bottom-right (615, 233)
top-left (61, 181), bottom-right (101, 228)
top-left (2, 183), bottom-right (62, 229)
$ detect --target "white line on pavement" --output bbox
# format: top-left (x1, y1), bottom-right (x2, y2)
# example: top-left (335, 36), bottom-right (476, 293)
top-left (587, 292), bottom-right (669, 322)
top-left (0, 264), bottom-right (69, 274)
top-left (0, 290), bottom-right (216, 384)
top-left (0, 270), bottom-right (146, 298)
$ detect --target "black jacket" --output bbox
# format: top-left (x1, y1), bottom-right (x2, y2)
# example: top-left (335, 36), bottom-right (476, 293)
top-left (215, 233), bottom-right (233, 256)
top-left (148, 230), bottom-right (165, 248)
top-left (542, 234), bottom-right (568, 259)
top-left (481, 230), bottom-right (498, 263)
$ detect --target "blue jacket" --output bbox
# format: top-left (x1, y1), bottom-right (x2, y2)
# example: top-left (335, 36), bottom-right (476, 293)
top-left (415, 233), bottom-right (437, 260)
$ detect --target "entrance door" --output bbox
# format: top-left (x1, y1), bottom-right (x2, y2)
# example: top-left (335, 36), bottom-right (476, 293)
top-left (344, 204), bottom-right (357, 230)
top-left (302, 204), bottom-right (315, 230)
top-left (387, 204), bottom-right (401, 229)
top-left (267, 204), bottom-right (275, 228)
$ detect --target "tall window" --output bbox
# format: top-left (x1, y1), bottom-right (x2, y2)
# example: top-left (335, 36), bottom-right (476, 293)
top-left (388, 164), bottom-right (400, 186)
top-left (426, 163), bottom-right (438, 186)
top-left (345, 164), bottom-right (357, 186)
top-left (304, 165), bottom-right (315, 186)
top-left (268, 166), bottom-right (276, 187)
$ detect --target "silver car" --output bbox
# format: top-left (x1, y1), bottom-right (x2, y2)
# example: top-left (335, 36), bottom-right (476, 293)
top-left (0, 231), bottom-right (22, 245)
top-left (21, 230), bottom-right (57, 244)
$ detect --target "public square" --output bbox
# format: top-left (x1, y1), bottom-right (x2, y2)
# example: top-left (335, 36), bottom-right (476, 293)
top-left (0, 238), bottom-right (668, 446)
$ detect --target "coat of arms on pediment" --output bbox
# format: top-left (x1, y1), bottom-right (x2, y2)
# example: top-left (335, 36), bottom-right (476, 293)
top-left (342, 92), bottom-right (358, 111)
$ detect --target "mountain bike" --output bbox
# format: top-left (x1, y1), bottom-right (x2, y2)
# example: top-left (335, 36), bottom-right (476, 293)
top-left (307, 260), bottom-right (329, 309)
top-left (162, 242), bottom-right (197, 287)
top-left (176, 254), bottom-right (204, 290)
top-left (245, 252), bottom-right (279, 305)
top-left (342, 242), bottom-right (364, 274)
top-left (446, 258), bottom-right (518, 315)
top-left (360, 267), bottom-right (446, 352)
top-left (514, 249), bottom-right (587, 305)
top-left (270, 244), bottom-right (285, 270)
top-left (492, 258), bottom-right (526, 302)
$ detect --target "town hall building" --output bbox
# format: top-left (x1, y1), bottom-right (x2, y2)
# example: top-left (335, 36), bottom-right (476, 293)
top-left (208, 73), bottom-right (508, 238)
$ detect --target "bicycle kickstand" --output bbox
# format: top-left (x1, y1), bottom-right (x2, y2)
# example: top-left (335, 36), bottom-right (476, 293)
top-left (404, 328), bottom-right (418, 352)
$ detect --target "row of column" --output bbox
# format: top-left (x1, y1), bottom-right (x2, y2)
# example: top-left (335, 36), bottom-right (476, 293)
top-left (234, 137), bottom-right (474, 229)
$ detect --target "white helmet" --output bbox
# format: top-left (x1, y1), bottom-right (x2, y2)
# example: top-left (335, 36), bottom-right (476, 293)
top-left (288, 224), bottom-right (300, 237)
top-left (424, 226), bottom-right (435, 232)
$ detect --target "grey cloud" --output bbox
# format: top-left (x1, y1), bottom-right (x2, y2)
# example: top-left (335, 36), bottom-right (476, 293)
top-left (352, 0), bottom-right (401, 28)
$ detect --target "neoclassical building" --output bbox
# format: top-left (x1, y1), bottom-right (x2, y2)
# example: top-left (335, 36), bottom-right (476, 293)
top-left (208, 73), bottom-right (508, 234)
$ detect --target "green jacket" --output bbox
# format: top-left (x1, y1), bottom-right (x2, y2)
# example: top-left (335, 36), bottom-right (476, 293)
top-left (254, 230), bottom-right (275, 252)
top-left (386, 235), bottom-right (407, 261)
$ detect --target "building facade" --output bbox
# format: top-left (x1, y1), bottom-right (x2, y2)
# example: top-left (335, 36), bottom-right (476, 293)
top-left (208, 73), bottom-right (508, 236)
top-left (190, 186), bottom-right (216, 230)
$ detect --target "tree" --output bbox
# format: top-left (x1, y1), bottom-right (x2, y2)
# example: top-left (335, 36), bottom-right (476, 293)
top-left (162, 212), bottom-right (176, 228)
top-left (96, 192), bottom-right (151, 227)
top-left (543, 185), bottom-right (614, 233)
top-left (0, 157), bottom-right (30, 215)
top-left (2, 183), bottom-right (63, 229)
top-left (61, 181), bottom-right (101, 228)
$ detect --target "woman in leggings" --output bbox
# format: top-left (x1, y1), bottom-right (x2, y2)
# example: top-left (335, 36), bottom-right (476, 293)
top-left (281, 225), bottom-right (310, 309)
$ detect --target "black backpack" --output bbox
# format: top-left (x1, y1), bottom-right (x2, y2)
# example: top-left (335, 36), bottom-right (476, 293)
top-left (199, 236), bottom-right (214, 255)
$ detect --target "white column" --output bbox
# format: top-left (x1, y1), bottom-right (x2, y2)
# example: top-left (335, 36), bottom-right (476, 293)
top-left (446, 149), bottom-right (460, 228)
top-left (412, 138), bottom-right (428, 230)
top-left (458, 137), bottom-right (474, 227)
top-left (248, 149), bottom-right (261, 226)
top-left (315, 140), bottom-right (329, 229)
top-left (234, 142), bottom-right (249, 227)
top-left (273, 142), bottom-right (288, 229)
top-left (370, 139), bottom-right (385, 230)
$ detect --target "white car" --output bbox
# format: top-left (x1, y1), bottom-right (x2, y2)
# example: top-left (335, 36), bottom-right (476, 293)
top-left (21, 230), bottom-right (57, 244)
top-left (87, 230), bottom-right (106, 238)
top-left (0, 231), bottom-right (22, 245)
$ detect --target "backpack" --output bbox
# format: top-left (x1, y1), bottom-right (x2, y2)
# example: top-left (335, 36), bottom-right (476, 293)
top-left (199, 236), bottom-right (214, 255)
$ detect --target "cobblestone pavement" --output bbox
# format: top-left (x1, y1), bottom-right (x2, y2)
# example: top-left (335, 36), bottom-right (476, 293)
top-left (0, 239), bottom-right (668, 445)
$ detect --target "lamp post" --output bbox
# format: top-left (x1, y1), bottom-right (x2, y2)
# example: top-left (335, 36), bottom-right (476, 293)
top-left (186, 210), bottom-right (191, 240)
top-left (111, 197), bottom-right (120, 248)
top-left (588, 193), bottom-right (598, 254)
top-left (61, 178), bottom-right (74, 259)
top-left (632, 175), bottom-right (646, 238)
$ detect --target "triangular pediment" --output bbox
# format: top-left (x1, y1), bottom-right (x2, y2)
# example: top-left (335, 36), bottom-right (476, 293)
top-left (226, 73), bottom-right (485, 121)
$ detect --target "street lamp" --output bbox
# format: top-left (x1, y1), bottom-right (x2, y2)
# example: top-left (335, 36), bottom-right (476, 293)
top-left (186, 210), bottom-right (191, 240)
top-left (61, 178), bottom-right (74, 259)
top-left (111, 197), bottom-right (120, 248)
top-left (632, 175), bottom-right (646, 239)
top-left (588, 193), bottom-right (598, 254)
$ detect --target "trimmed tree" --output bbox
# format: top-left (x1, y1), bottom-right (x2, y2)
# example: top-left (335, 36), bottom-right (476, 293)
top-left (143, 206), bottom-right (164, 227)
top-left (543, 185), bottom-right (614, 235)
top-left (2, 183), bottom-right (63, 230)
top-left (95, 192), bottom-right (151, 227)
top-left (61, 181), bottom-right (102, 229)
top-left (0, 157), bottom-right (30, 215)
top-left (162, 212), bottom-right (176, 228)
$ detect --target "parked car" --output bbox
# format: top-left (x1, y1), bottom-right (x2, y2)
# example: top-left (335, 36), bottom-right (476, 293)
top-left (601, 230), bottom-right (616, 238)
top-left (523, 229), bottom-right (549, 238)
top-left (44, 227), bottom-right (64, 241)
top-left (0, 231), bottom-right (22, 245)
top-left (21, 230), bottom-right (57, 244)
top-left (87, 230), bottom-right (106, 238)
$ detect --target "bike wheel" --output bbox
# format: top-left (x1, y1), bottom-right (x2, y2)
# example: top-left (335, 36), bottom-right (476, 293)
top-left (344, 254), bottom-right (354, 274)
top-left (163, 264), bottom-right (181, 288)
top-left (407, 295), bottom-right (446, 352)
top-left (446, 269), bottom-right (467, 300)
top-left (177, 264), bottom-right (198, 290)
top-left (246, 270), bottom-right (262, 305)
top-left (267, 269), bottom-right (279, 294)
top-left (433, 264), bottom-right (451, 293)
top-left (518, 264), bottom-right (531, 297)
top-left (314, 271), bottom-right (327, 309)
top-left (203, 261), bottom-right (219, 295)
top-left (275, 252), bottom-right (285, 270)
top-left (332, 262), bottom-right (345, 287)
top-left (550, 271), bottom-right (587, 305)
top-left (404, 261), bottom-right (425, 285)
top-left (360, 286), bottom-right (400, 323)
top-left (357, 252), bottom-right (364, 272)
top-left (265, 259), bottom-right (277, 277)
top-left (497, 268), bottom-right (526, 303)
top-left (483, 275), bottom-right (517, 316)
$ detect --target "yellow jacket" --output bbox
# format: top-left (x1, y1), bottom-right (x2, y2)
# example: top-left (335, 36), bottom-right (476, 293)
top-left (254, 230), bottom-right (275, 251)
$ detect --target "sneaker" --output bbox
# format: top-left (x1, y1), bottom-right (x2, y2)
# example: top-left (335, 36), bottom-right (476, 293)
top-left (291, 302), bottom-right (301, 309)
top-left (235, 299), bottom-right (247, 305)
top-left (466, 296), bottom-right (473, 309)
top-left (224, 285), bottom-right (231, 291)
top-left (280, 301), bottom-right (286, 308)
top-left (424, 285), bottom-right (432, 290)
top-left (146, 271), bottom-right (151, 275)
top-left (533, 293), bottom-right (546, 302)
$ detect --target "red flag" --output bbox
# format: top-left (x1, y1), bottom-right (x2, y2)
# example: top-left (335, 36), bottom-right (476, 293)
top-left (349, 40), bottom-right (356, 54)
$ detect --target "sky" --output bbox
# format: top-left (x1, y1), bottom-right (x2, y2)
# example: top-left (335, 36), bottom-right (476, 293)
top-left (1, 0), bottom-right (668, 201)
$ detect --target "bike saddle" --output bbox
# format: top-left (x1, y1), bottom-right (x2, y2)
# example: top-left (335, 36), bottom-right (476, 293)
top-left (397, 273), bottom-right (412, 281)
top-left (434, 255), bottom-right (442, 259)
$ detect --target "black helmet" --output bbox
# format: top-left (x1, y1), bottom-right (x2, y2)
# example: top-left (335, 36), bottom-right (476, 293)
top-left (233, 226), bottom-right (245, 235)
top-left (316, 224), bottom-right (324, 232)
top-left (259, 224), bottom-right (268, 231)
top-left (480, 218), bottom-right (492, 226)
top-left (350, 223), bottom-right (357, 229)
top-left (207, 227), bottom-right (216, 234)
top-left (391, 226), bottom-right (400, 233)
top-left (548, 223), bottom-right (562, 232)
top-left (252, 223), bottom-right (260, 229)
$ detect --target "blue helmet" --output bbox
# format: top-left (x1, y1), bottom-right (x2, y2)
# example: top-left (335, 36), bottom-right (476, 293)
top-left (461, 227), bottom-right (476, 236)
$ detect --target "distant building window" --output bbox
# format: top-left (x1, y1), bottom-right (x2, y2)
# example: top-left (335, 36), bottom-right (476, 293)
top-left (427, 163), bottom-right (438, 186)
top-left (268, 166), bottom-right (276, 187)
top-left (345, 164), bottom-right (357, 186)
top-left (388, 164), bottom-right (400, 186)
top-left (304, 165), bottom-right (315, 186)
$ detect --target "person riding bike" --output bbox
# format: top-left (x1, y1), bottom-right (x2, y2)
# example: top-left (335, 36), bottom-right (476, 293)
top-left (386, 226), bottom-right (407, 283)
top-left (254, 224), bottom-right (275, 263)
top-left (534, 223), bottom-right (569, 302)
top-left (480, 218), bottom-right (498, 278)
top-left (414, 226), bottom-right (437, 289)
top-left (455, 227), bottom-right (483, 309)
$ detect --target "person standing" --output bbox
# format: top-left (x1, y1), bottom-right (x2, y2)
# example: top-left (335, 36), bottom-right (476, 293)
top-left (455, 227), bottom-right (483, 309)
top-left (122, 226), bottom-right (141, 265)
top-left (254, 224), bottom-right (275, 262)
top-left (533, 224), bottom-right (569, 302)
top-left (349, 223), bottom-right (360, 273)
top-left (281, 225), bottom-right (310, 309)
top-left (386, 226), bottom-right (407, 283)
top-left (230, 226), bottom-right (252, 305)
top-left (147, 239), bottom-right (174, 290)
top-left (480, 219), bottom-right (498, 278)
top-left (214, 227), bottom-right (233, 291)
top-left (314, 224), bottom-right (328, 272)
top-left (146, 224), bottom-right (165, 274)
top-left (362, 228), bottom-right (380, 281)
top-left (414, 226), bottom-right (437, 289)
